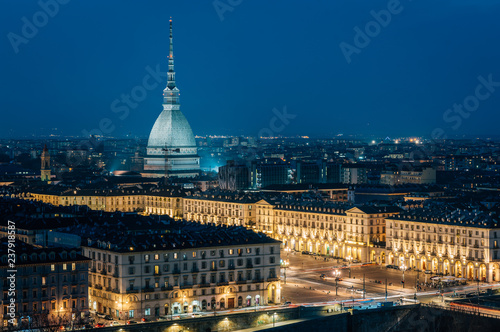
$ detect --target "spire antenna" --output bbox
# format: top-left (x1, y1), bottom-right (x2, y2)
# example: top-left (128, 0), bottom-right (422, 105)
top-left (164, 17), bottom-right (179, 105)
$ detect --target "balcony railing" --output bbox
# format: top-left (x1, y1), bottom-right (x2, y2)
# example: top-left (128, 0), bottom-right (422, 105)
top-left (161, 285), bottom-right (174, 291)
top-left (94, 284), bottom-right (102, 290)
top-left (267, 277), bottom-right (280, 282)
top-left (143, 287), bottom-right (155, 293)
top-left (217, 281), bottom-right (229, 286)
top-left (126, 288), bottom-right (138, 294)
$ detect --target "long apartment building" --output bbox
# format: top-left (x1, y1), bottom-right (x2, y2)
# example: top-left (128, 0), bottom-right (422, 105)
top-left (385, 204), bottom-right (500, 282)
top-left (0, 238), bottom-right (90, 329)
top-left (183, 192), bottom-right (260, 228)
top-left (27, 186), bottom-right (185, 218)
top-left (256, 200), bottom-right (401, 263)
top-left (81, 221), bottom-right (281, 321)
top-left (24, 186), bottom-right (500, 280)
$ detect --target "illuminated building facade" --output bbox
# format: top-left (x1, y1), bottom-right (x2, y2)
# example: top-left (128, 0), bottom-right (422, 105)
top-left (82, 224), bottom-right (280, 320)
top-left (0, 239), bottom-right (90, 328)
top-left (256, 201), bottom-right (401, 263)
top-left (386, 207), bottom-right (500, 282)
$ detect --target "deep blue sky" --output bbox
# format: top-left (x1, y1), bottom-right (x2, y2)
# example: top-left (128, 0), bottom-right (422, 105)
top-left (1, 0), bottom-right (500, 139)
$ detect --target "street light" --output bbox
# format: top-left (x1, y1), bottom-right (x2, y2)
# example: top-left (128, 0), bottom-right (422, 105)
top-left (401, 263), bottom-right (407, 288)
top-left (333, 270), bottom-right (340, 296)
top-left (346, 255), bottom-right (353, 278)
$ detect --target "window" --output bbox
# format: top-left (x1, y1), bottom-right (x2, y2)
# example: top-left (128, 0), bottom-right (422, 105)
top-left (72, 263), bottom-right (76, 271)
top-left (128, 267), bottom-right (135, 275)
top-left (154, 254), bottom-right (159, 260)
top-left (144, 255), bottom-right (150, 262)
top-left (51, 264), bottom-right (55, 271)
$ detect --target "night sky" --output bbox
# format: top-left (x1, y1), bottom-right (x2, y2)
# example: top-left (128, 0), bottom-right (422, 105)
top-left (1, 0), bottom-right (500, 139)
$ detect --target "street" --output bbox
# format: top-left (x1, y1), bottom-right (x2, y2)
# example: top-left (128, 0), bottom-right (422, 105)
top-left (280, 250), bottom-right (498, 305)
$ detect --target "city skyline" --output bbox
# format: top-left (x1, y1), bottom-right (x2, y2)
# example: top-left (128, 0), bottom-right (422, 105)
top-left (2, 0), bottom-right (500, 139)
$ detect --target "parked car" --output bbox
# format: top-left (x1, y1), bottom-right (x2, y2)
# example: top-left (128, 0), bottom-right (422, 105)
top-left (126, 320), bottom-right (138, 325)
top-left (424, 270), bottom-right (432, 274)
top-left (283, 301), bottom-right (292, 306)
top-left (141, 317), bottom-right (151, 323)
top-left (320, 273), bottom-right (327, 280)
top-left (94, 323), bottom-right (105, 328)
top-left (352, 259), bottom-right (360, 264)
top-left (355, 289), bottom-right (366, 294)
top-left (191, 313), bottom-right (202, 318)
top-left (104, 315), bottom-right (113, 321)
top-left (335, 277), bottom-right (343, 281)
top-left (110, 321), bottom-right (121, 326)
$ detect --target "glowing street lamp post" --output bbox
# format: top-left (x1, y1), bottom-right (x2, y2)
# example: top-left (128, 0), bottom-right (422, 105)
top-left (347, 256), bottom-right (353, 278)
top-left (401, 263), bottom-right (407, 288)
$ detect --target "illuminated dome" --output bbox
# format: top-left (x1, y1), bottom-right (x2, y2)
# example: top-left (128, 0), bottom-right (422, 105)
top-left (147, 109), bottom-right (196, 148)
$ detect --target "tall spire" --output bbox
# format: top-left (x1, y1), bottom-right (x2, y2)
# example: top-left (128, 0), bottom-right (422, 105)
top-left (164, 18), bottom-right (178, 102)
